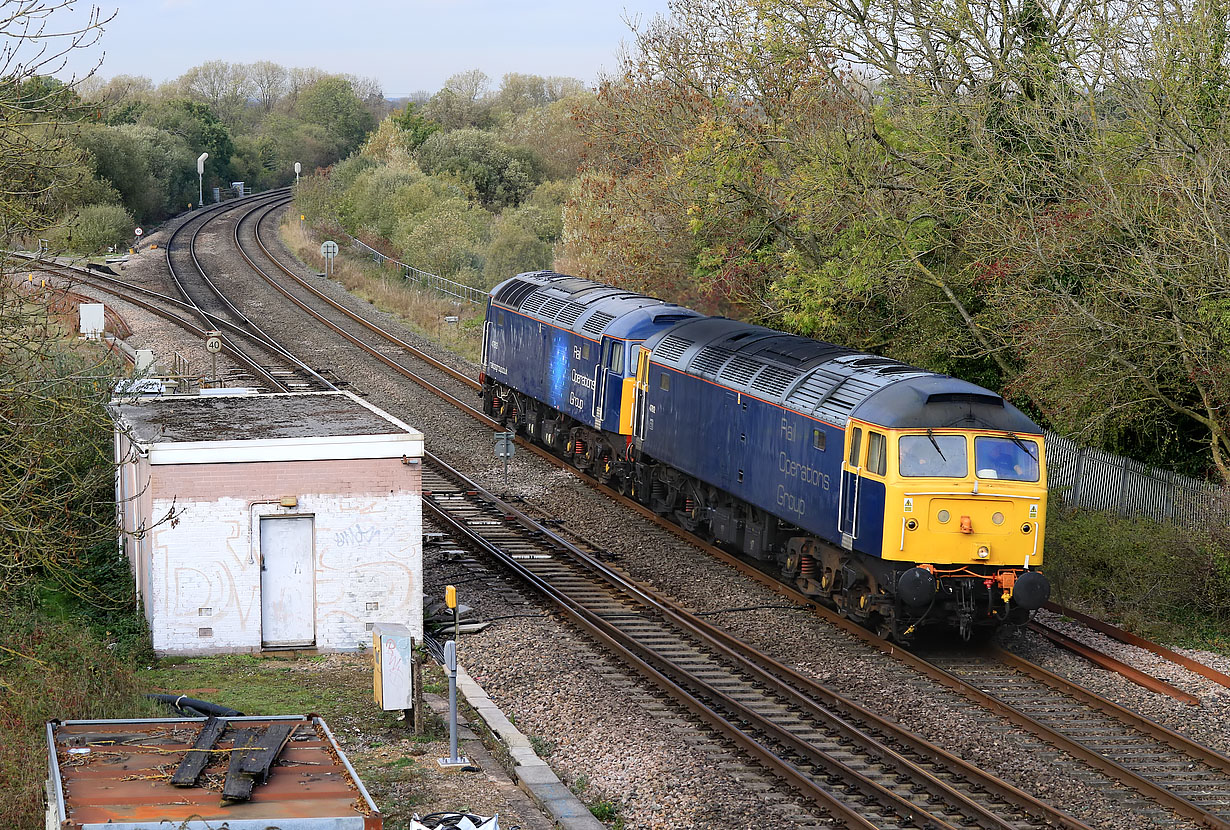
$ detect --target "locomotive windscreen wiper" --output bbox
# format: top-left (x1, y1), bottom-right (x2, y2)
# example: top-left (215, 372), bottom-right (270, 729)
top-left (926, 428), bottom-right (946, 461)
top-left (1007, 432), bottom-right (1037, 460)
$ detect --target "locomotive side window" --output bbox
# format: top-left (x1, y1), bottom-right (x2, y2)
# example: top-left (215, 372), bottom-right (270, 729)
top-left (899, 434), bottom-right (968, 477)
top-left (498, 310), bottom-right (505, 325)
top-left (659, 372), bottom-right (670, 391)
top-left (582, 341), bottom-right (591, 360)
top-left (607, 342), bottom-right (624, 374)
top-left (974, 436), bottom-right (1040, 482)
top-left (848, 427), bottom-right (862, 466)
top-left (867, 432), bottom-right (887, 476)
top-left (812, 428), bottom-right (825, 451)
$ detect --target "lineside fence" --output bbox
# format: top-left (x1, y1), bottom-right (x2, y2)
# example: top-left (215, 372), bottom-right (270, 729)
top-left (340, 231), bottom-right (1227, 530)
top-left (347, 234), bottom-right (486, 306)
top-left (1045, 431), bottom-right (1228, 530)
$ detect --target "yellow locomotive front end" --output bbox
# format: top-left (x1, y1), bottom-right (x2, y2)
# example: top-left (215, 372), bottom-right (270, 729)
top-left (876, 427), bottom-right (1050, 635)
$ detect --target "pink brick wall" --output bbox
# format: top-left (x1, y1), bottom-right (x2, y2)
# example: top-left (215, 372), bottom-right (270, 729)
top-left (152, 457), bottom-right (417, 502)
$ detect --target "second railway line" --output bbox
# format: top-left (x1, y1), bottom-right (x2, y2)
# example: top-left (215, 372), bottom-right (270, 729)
top-left (34, 194), bottom-right (1230, 829)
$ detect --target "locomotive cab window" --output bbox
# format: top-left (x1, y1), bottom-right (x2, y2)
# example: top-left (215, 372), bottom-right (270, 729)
top-left (605, 341), bottom-right (624, 374)
top-left (974, 436), bottom-right (1040, 482)
top-left (899, 434), bottom-right (968, 477)
top-left (812, 428), bottom-right (825, 451)
top-left (848, 427), bottom-right (862, 466)
top-left (867, 432), bottom-right (887, 476)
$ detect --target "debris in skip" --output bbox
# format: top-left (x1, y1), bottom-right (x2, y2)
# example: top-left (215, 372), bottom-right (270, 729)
top-left (411, 812), bottom-right (500, 830)
top-left (46, 715), bottom-right (382, 827)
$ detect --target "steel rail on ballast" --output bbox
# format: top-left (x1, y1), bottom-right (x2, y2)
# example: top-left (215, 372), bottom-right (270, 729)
top-left (11, 256), bottom-right (338, 395)
top-left (162, 191), bottom-right (303, 392)
top-left (232, 202), bottom-right (1230, 829)
top-left (420, 452), bottom-right (1092, 830)
top-left (1042, 601), bottom-right (1230, 691)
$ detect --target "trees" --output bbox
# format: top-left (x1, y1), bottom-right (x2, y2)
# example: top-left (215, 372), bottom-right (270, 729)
top-left (416, 128), bottom-right (541, 208)
top-left (295, 75), bottom-right (377, 157)
top-left (49, 203), bottom-right (133, 253)
top-left (0, 2), bottom-right (112, 244)
top-left (248, 60), bottom-right (287, 112)
top-left (0, 1), bottom-right (128, 603)
top-left (566, 0), bottom-right (1230, 481)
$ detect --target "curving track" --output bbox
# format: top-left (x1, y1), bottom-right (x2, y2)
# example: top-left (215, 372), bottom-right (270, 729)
top-left (30, 197), bottom-right (1230, 829)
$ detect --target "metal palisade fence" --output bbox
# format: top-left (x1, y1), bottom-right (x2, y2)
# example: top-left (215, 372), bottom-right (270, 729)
top-left (1045, 431), bottom-right (1229, 530)
top-left (348, 234), bottom-right (487, 306)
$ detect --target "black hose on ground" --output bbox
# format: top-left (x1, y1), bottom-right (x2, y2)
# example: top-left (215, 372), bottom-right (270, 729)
top-left (147, 693), bottom-right (243, 718)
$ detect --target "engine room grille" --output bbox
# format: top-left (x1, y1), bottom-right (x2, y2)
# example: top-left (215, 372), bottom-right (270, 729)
top-left (539, 297), bottom-right (568, 320)
top-left (581, 311), bottom-right (616, 336)
top-left (691, 346), bottom-right (733, 377)
top-left (656, 334), bottom-right (692, 363)
top-left (719, 355), bottom-right (760, 387)
top-left (556, 303), bottom-right (585, 327)
top-left (750, 365), bottom-right (798, 398)
top-left (520, 293), bottom-right (549, 315)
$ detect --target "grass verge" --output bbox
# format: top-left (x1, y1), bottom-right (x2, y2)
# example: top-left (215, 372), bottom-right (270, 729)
top-left (280, 219), bottom-right (484, 362)
top-left (0, 608), bottom-right (160, 829)
top-left (1044, 500), bottom-right (1230, 650)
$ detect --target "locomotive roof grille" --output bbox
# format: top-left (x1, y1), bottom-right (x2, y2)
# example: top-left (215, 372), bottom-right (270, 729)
top-left (557, 303), bottom-right (585, 326)
top-left (539, 297), bottom-right (569, 320)
top-left (520, 292), bottom-right (550, 315)
top-left (656, 334), bottom-right (692, 362)
top-left (581, 310), bottom-right (616, 336)
top-left (692, 346), bottom-right (733, 377)
top-left (750, 364), bottom-right (799, 397)
top-left (719, 355), bottom-right (760, 386)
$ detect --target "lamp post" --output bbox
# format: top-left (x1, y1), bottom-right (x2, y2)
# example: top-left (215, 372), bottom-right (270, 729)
top-left (197, 152), bottom-right (209, 207)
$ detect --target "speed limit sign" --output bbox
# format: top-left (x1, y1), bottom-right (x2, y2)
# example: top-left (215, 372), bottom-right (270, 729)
top-left (205, 333), bottom-right (222, 353)
top-left (134, 227), bottom-right (143, 238)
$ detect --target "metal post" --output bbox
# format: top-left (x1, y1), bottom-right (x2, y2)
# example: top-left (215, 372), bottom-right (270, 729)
top-left (438, 639), bottom-right (468, 768)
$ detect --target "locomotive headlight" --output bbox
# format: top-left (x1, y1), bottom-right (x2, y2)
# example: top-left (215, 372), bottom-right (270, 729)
top-left (937, 510), bottom-right (950, 523)
top-left (992, 512), bottom-right (1004, 525)
top-left (976, 545), bottom-right (991, 559)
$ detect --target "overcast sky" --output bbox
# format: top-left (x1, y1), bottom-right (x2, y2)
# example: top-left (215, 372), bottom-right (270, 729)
top-left (53, 1), bottom-right (673, 95)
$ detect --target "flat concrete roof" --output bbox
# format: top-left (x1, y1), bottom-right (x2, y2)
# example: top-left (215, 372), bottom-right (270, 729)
top-left (112, 391), bottom-right (412, 443)
top-left (110, 391), bottom-right (424, 465)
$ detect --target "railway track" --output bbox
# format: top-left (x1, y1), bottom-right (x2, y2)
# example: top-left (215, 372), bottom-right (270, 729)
top-left (421, 453), bottom-right (1090, 830)
top-left (923, 647), bottom-right (1230, 825)
top-left (223, 207), bottom-right (1230, 828)
top-left (161, 191), bottom-right (332, 392)
top-left (27, 200), bottom-right (1230, 827)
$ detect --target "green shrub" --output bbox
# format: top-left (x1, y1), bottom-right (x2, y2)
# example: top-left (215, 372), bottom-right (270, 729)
top-left (50, 203), bottom-right (134, 254)
top-left (0, 610), bottom-right (158, 830)
top-left (1044, 500), bottom-right (1230, 645)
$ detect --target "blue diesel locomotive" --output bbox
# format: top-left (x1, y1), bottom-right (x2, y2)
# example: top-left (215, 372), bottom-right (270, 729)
top-left (480, 271), bottom-right (1050, 639)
